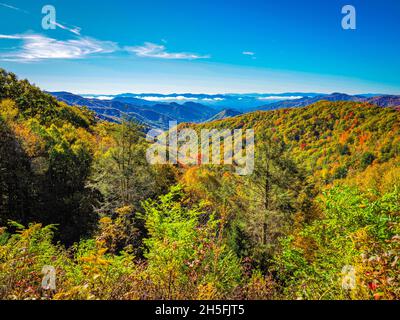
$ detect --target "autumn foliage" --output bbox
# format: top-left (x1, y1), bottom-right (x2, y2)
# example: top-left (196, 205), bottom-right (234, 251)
top-left (1, 69), bottom-right (399, 300)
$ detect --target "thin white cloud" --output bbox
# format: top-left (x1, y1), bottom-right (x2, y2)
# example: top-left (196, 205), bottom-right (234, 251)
top-left (0, 2), bottom-right (29, 14)
top-left (258, 96), bottom-right (304, 101)
top-left (0, 34), bottom-right (23, 40)
top-left (52, 21), bottom-right (82, 36)
top-left (0, 34), bottom-right (118, 62)
top-left (202, 97), bottom-right (225, 101)
top-left (138, 95), bottom-right (199, 102)
top-left (126, 42), bottom-right (210, 60)
top-left (83, 95), bottom-right (113, 100)
top-left (242, 51), bottom-right (255, 56)
top-left (139, 96), bottom-right (226, 102)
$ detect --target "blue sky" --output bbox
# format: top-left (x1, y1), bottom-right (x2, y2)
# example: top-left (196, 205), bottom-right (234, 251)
top-left (0, 0), bottom-right (399, 94)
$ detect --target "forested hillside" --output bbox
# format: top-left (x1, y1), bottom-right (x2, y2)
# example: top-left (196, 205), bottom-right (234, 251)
top-left (191, 101), bottom-right (400, 186)
top-left (0, 69), bottom-right (399, 300)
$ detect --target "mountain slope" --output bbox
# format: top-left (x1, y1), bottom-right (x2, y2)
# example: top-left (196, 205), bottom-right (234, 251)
top-left (192, 100), bottom-right (400, 185)
top-left (365, 95), bottom-right (400, 107)
top-left (149, 102), bottom-right (216, 123)
top-left (206, 109), bottom-right (242, 122)
top-left (51, 92), bottom-right (219, 129)
top-left (257, 93), bottom-right (400, 111)
top-left (51, 91), bottom-right (171, 128)
top-left (1, 72), bottom-right (94, 128)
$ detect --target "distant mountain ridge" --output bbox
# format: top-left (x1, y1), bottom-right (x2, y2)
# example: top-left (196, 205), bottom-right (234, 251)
top-left (50, 91), bottom-right (400, 129)
top-left (258, 93), bottom-right (400, 111)
top-left (51, 92), bottom-right (220, 129)
top-left (81, 92), bottom-right (324, 111)
top-left (51, 92), bottom-right (175, 128)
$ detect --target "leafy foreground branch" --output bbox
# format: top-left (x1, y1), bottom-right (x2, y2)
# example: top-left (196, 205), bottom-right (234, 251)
top-left (0, 185), bottom-right (398, 300)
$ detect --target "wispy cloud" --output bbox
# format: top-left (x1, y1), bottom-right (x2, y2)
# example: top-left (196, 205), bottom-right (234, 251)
top-left (0, 34), bottom-right (118, 62)
top-left (83, 95), bottom-right (113, 100)
top-left (257, 96), bottom-right (304, 101)
top-left (139, 95), bottom-right (199, 102)
top-left (52, 22), bottom-right (82, 36)
top-left (0, 3), bottom-right (209, 63)
top-left (138, 96), bottom-right (226, 102)
top-left (242, 51), bottom-right (255, 56)
top-left (0, 2), bottom-right (29, 14)
top-left (202, 97), bottom-right (225, 101)
top-left (126, 42), bottom-right (210, 60)
top-left (0, 34), bottom-right (211, 63)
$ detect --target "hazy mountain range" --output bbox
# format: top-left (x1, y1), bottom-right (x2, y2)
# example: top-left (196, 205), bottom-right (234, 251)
top-left (74, 92), bottom-right (328, 111)
top-left (50, 91), bottom-right (400, 129)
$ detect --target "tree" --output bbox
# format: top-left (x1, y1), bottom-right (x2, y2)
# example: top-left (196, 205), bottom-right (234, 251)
top-left (142, 185), bottom-right (241, 299)
top-left (89, 120), bottom-right (176, 255)
top-left (90, 120), bottom-right (157, 211)
top-left (240, 129), bottom-right (315, 267)
top-left (0, 117), bottom-right (34, 226)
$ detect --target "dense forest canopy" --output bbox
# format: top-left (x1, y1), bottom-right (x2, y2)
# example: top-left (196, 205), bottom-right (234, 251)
top-left (0, 69), bottom-right (399, 300)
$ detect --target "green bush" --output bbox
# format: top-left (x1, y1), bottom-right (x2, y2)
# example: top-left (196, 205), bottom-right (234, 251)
top-left (274, 186), bottom-right (400, 300)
